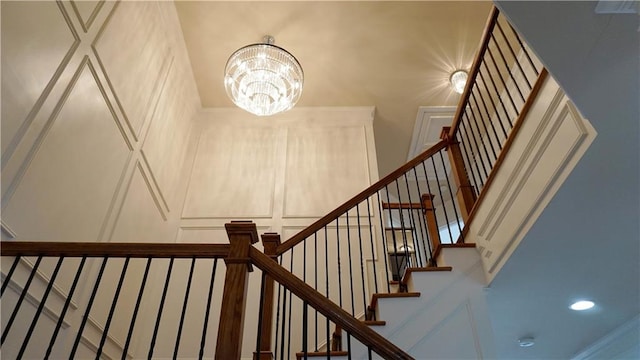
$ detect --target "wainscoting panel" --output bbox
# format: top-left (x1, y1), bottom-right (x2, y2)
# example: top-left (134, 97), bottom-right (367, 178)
top-left (284, 125), bottom-right (372, 218)
top-left (141, 61), bottom-right (195, 213)
top-left (93, 0), bottom-right (171, 141)
top-left (465, 76), bottom-right (596, 282)
top-left (2, 60), bottom-right (131, 241)
top-left (1, 0), bottom-right (78, 159)
top-left (182, 125), bottom-right (279, 219)
top-left (110, 164), bottom-right (177, 243)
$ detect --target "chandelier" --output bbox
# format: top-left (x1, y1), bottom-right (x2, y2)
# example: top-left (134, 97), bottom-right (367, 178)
top-left (224, 35), bottom-right (304, 116)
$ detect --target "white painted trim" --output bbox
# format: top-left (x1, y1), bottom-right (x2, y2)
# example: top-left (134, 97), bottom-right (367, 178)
top-left (572, 315), bottom-right (640, 360)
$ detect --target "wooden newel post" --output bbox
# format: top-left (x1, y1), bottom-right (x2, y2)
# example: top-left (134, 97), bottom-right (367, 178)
top-left (254, 233), bottom-right (281, 360)
top-left (217, 221), bottom-right (259, 360)
top-left (422, 194), bottom-right (442, 259)
top-left (441, 126), bottom-right (477, 222)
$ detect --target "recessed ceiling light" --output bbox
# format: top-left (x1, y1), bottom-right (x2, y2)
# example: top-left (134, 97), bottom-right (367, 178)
top-left (570, 300), bottom-right (595, 311)
top-left (518, 337), bottom-right (535, 347)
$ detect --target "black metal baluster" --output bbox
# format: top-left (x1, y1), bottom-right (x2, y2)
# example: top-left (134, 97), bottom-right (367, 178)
top-left (45, 257), bottom-right (86, 359)
top-left (467, 92), bottom-right (496, 172)
top-left (96, 257), bottom-right (131, 359)
top-left (439, 150), bottom-right (466, 243)
top-left (2, 256), bottom-right (43, 345)
top-left (199, 258), bottom-right (218, 360)
top-left (394, 179), bottom-right (411, 271)
top-left (345, 210), bottom-right (356, 316)
top-left (18, 257), bottom-right (64, 358)
top-left (422, 162), bottom-right (443, 248)
top-left (431, 156), bottom-right (454, 243)
top-left (375, 191), bottom-right (391, 293)
top-left (148, 257), bottom-right (174, 359)
top-left (123, 257), bottom-right (152, 360)
top-left (472, 85), bottom-right (500, 161)
top-left (487, 45), bottom-right (519, 118)
top-left (336, 218), bottom-right (343, 309)
top-left (496, 21), bottom-right (532, 90)
top-left (508, 23), bottom-right (539, 76)
top-left (286, 249), bottom-right (294, 360)
top-left (70, 257), bottom-right (108, 358)
top-left (278, 281), bottom-right (287, 360)
top-left (491, 33), bottom-right (526, 103)
top-left (402, 170), bottom-right (422, 267)
top-left (478, 68), bottom-right (509, 142)
top-left (462, 113), bottom-right (489, 181)
top-left (302, 301), bottom-right (308, 360)
top-left (314, 232), bottom-right (319, 351)
top-left (1, 256), bottom-right (20, 297)
top-left (256, 270), bottom-right (267, 360)
top-left (383, 185), bottom-right (401, 284)
top-left (456, 127), bottom-right (482, 197)
top-left (274, 257), bottom-right (283, 360)
top-left (365, 197), bottom-right (379, 293)
top-left (356, 204), bottom-right (368, 315)
top-left (411, 166), bottom-right (429, 266)
top-left (174, 257), bottom-right (196, 358)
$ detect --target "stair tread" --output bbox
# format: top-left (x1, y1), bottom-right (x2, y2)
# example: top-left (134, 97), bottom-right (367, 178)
top-left (370, 292), bottom-right (420, 308)
top-left (296, 351), bottom-right (349, 358)
top-left (363, 320), bottom-right (386, 326)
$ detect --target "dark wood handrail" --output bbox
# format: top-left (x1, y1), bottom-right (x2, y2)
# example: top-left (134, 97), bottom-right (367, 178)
top-left (448, 6), bottom-right (500, 138)
top-left (0, 241), bottom-right (230, 258)
top-left (249, 247), bottom-right (414, 360)
top-left (276, 139), bottom-right (448, 255)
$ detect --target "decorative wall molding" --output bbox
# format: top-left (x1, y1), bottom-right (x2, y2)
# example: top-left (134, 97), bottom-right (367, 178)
top-left (1, 221), bottom-right (17, 239)
top-left (572, 315), bottom-right (640, 360)
top-left (0, 275), bottom-right (72, 330)
top-left (18, 257), bottom-right (79, 310)
top-left (70, 0), bottom-right (105, 33)
top-left (1, 0), bottom-right (80, 169)
top-left (465, 77), bottom-right (596, 280)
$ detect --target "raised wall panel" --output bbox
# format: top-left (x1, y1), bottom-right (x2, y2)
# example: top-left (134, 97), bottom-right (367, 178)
top-left (110, 165), bottom-right (175, 243)
top-left (1, 0), bottom-right (78, 158)
top-left (284, 126), bottom-right (371, 217)
top-left (93, 1), bottom-right (170, 139)
top-left (182, 126), bottom-right (279, 219)
top-left (70, 1), bottom-right (102, 31)
top-left (466, 76), bottom-right (596, 282)
top-left (141, 61), bottom-right (194, 212)
top-left (2, 61), bottom-right (131, 241)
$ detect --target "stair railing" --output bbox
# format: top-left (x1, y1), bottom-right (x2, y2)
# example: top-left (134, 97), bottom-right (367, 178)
top-left (266, 5), bottom-right (549, 359)
top-left (445, 6), bottom-right (548, 221)
top-left (1, 241), bottom-right (229, 359)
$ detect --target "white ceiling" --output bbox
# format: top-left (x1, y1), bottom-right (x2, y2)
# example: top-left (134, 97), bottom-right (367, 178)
top-left (174, 0), bottom-right (492, 176)
top-left (174, 1), bottom-right (640, 358)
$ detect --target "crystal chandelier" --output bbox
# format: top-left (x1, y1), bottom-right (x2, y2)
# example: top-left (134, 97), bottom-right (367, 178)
top-left (224, 35), bottom-right (304, 116)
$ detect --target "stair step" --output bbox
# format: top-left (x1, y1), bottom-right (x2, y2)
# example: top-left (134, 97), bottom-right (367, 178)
top-left (433, 242), bottom-right (476, 259)
top-left (363, 320), bottom-right (386, 326)
top-left (296, 351), bottom-right (349, 359)
top-left (370, 292), bottom-right (420, 308)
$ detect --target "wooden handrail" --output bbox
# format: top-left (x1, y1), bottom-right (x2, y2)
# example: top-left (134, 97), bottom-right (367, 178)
top-left (448, 6), bottom-right (500, 138)
top-left (277, 139), bottom-right (448, 255)
top-left (0, 241), bottom-right (230, 258)
top-left (249, 247), bottom-right (414, 360)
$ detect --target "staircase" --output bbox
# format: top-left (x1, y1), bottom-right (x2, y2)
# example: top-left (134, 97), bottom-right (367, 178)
top-left (296, 244), bottom-right (491, 360)
top-left (0, 6), bottom-right (548, 359)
